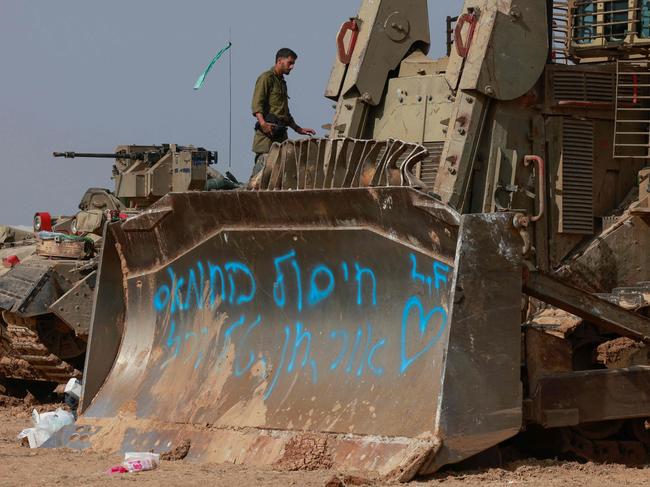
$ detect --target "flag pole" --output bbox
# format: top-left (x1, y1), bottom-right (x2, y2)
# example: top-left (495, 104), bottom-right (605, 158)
top-left (228, 26), bottom-right (232, 168)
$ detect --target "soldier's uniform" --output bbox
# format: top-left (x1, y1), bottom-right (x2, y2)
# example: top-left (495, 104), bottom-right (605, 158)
top-left (251, 68), bottom-right (295, 171)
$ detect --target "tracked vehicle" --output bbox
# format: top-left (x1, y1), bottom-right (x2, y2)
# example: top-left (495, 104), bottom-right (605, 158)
top-left (0, 144), bottom-right (218, 387)
top-left (53, 0), bottom-right (650, 480)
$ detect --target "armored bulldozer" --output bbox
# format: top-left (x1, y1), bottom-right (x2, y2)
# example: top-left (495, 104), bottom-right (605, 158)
top-left (0, 144), bottom-right (221, 388)
top-left (50, 0), bottom-right (650, 481)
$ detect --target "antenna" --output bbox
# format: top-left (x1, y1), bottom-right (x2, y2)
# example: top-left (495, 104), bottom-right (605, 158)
top-left (228, 26), bottom-right (233, 168)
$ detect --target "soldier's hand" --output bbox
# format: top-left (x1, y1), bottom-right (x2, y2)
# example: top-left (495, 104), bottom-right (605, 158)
top-left (261, 122), bottom-right (274, 136)
top-left (297, 127), bottom-right (316, 136)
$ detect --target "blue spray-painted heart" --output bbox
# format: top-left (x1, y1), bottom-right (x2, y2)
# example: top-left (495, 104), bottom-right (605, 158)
top-left (400, 296), bottom-right (448, 374)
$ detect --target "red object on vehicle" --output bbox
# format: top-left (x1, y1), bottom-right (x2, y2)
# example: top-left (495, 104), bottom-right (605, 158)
top-left (2, 255), bottom-right (20, 268)
top-left (119, 213), bottom-right (128, 221)
top-left (337, 19), bottom-right (359, 65)
top-left (33, 212), bottom-right (53, 232)
top-left (455, 12), bottom-right (477, 58)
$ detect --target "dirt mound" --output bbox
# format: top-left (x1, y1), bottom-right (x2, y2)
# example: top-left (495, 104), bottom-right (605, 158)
top-left (0, 392), bottom-right (70, 419)
top-left (0, 394), bottom-right (23, 408)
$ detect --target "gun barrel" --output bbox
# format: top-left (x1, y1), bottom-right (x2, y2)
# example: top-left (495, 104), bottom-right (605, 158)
top-left (52, 152), bottom-right (139, 159)
top-left (53, 148), bottom-right (216, 162)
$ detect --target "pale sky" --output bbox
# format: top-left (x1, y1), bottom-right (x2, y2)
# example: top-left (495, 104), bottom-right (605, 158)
top-left (0, 1), bottom-right (463, 225)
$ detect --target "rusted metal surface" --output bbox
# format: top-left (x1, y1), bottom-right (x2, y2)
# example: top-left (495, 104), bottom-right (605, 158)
top-left (0, 260), bottom-right (83, 317)
top-left (50, 271), bottom-right (96, 337)
top-left (524, 269), bottom-right (650, 341)
top-left (250, 138), bottom-right (428, 191)
top-left (555, 214), bottom-right (650, 293)
top-left (50, 188), bottom-right (524, 478)
top-left (524, 325), bottom-right (574, 395)
top-left (421, 213), bottom-right (523, 474)
top-left (79, 227), bottom-right (125, 413)
top-left (527, 366), bottom-right (650, 428)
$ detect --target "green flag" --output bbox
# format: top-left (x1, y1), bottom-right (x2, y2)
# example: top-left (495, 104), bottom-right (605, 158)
top-left (193, 42), bottom-right (232, 90)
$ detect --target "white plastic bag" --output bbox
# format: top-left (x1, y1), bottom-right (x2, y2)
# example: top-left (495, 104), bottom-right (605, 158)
top-left (17, 408), bottom-right (75, 448)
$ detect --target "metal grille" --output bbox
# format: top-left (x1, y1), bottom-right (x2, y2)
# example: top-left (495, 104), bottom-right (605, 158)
top-left (550, 67), bottom-right (615, 104)
top-left (561, 118), bottom-right (594, 234)
top-left (251, 138), bottom-right (428, 191)
top-left (570, 0), bottom-right (648, 45)
top-left (614, 59), bottom-right (650, 158)
top-left (419, 141), bottom-right (444, 189)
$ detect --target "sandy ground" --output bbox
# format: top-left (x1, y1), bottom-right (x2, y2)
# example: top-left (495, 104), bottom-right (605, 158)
top-left (0, 399), bottom-right (649, 487)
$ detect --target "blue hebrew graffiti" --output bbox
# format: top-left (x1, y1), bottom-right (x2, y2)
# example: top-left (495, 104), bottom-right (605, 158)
top-left (273, 250), bottom-right (303, 311)
top-left (399, 297), bottom-right (448, 375)
top-left (150, 249), bottom-right (453, 400)
top-left (308, 265), bottom-right (335, 306)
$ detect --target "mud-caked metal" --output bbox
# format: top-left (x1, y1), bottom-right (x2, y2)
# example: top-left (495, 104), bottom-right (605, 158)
top-left (58, 188), bottom-right (522, 479)
top-left (51, 0), bottom-right (650, 479)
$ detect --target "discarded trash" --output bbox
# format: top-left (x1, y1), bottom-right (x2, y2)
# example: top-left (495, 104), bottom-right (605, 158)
top-left (64, 378), bottom-right (82, 412)
top-left (17, 408), bottom-right (75, 448)
top-left (64, 377), bottom-right (82, 398)
top-left (107, 452), bottom-right (160, 474)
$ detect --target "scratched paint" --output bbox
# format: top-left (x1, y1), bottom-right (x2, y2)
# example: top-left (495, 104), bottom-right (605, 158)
top-left (126, 229), bottom-right (454, 436)
top-left (152, 253), bottom-right (450, 398)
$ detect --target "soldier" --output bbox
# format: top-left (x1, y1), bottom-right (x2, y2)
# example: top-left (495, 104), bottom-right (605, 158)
top-left (251, 48), bottom-right (316, 175)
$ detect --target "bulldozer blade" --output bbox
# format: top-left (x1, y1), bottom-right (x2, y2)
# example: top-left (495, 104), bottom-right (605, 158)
top-left (47, 187), bottom-right (523, 479)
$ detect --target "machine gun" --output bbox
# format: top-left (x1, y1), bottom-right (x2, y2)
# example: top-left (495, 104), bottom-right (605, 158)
top-left (54, 151), bottom-right (147, 160)
top-left (53, 144), bottom-right (218, 207)
top-left (53, 145), bottom-right (217, 164)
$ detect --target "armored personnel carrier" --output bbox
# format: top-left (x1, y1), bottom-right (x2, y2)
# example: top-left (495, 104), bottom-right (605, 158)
top-left (0, 144), bottom-right (218, 387)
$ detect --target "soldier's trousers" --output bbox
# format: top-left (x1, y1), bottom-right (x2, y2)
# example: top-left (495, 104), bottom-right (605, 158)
top-left (251, 152), bottom-right (268, 179)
